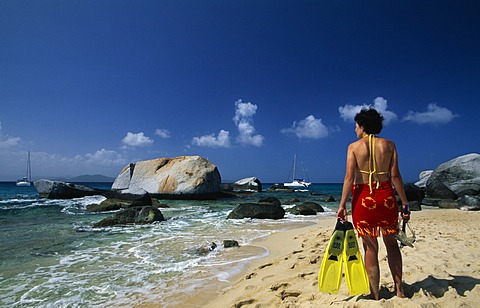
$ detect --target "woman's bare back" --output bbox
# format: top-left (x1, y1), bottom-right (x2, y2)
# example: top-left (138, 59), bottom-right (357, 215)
top-left (351, 136), bottom-right (394, 184)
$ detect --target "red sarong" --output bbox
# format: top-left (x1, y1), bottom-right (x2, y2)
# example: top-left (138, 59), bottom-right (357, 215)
top-left (351, 180), bottom-right (399, 237)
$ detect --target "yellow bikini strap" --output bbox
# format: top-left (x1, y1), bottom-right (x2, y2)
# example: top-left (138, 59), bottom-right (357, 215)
top-left (367, 134), bottom-right (380, 194)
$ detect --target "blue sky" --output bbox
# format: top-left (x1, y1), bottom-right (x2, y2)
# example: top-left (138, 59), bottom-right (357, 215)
top-left (1, 1), bottom-right (479, 183)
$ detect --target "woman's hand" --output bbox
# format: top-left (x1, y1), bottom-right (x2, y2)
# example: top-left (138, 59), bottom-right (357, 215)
top-left (337, 206), bottom-right (348, 222)
top-left (402, 203), bottom-right (411, 221)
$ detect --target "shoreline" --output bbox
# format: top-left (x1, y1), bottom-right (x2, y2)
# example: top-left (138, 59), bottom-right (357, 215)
top-left (206, 208), bottom-right (480, 307)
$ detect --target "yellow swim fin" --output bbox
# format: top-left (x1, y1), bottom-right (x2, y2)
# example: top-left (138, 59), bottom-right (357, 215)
top-left (343, 221), bottom-right (370, 296)
top-left (318, 220), bottom-right (345, 294)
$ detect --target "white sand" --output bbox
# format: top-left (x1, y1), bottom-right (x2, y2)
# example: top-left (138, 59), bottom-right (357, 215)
top-left (207, 209), bottom-right (480, 307)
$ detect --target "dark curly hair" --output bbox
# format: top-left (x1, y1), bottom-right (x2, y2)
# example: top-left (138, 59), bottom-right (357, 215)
top-left (354, 107), bottom-right (384, 135)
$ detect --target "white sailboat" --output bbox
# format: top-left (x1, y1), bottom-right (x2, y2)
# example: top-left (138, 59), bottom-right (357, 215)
top-left (16, 151), bottom-right (32, 187)
top-left (284, 154), bottom-right (311, 188)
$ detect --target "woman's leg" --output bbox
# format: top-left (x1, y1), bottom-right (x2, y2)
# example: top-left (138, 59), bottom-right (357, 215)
top-left (383, 234), bottom-right (405, 298)
top-left (362, 235), bottom-right (380, 300)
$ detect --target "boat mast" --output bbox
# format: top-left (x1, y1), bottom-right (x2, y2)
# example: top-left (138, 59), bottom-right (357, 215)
top-left (293, 154), bottom-right (297, 180)
top-left (26, 151), bottom-right (32, 182)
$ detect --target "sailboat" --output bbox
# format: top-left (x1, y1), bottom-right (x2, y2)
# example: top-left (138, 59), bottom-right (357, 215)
top-left (284, 154), bottom-right (311, 188)
top-left (16, 151), bottom-right (32, 187)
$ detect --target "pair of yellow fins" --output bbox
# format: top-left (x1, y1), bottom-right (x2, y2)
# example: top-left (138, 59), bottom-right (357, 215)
top-left (318, 220), bottom-right (370, 296)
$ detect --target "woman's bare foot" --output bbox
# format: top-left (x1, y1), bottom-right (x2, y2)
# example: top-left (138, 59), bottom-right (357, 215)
top-left (395, 283), bottom-right (406, 298)
top-left (368, 292), bottom-right (380, 300)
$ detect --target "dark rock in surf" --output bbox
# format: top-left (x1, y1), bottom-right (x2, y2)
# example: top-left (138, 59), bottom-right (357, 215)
top-left (223, 240), bottom-right (240, 248)
top-left (267, 184), bottom-right (294, 192)
top-left (258, 197), bottom-right (281, 206)
top-left (92, 206), bottom-right (165, 227)
top-left (87, 193), bottom-right (153, 212)
top-left (287, 204), bottom-right (317, 216)
top-left (300, 201), bottom-right (324, 213)
top-left (227, 203), bottom-right (285, 220)
top-left (197, 242), bottom-right (217, 254)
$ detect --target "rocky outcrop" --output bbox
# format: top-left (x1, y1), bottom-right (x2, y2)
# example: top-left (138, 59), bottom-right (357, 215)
top-left (92, 206), bottom-right (165, 228)
top-left (34, 179), bottom-right (106, 199)
top-left (112, 156), bottom-right (222, 198)
top-left (426, 153), bottom-right (480, 199)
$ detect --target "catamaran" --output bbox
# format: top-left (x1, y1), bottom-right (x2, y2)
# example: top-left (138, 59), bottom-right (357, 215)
top-left (284, 154), bottom-right (311, 188)
top-left (16, 151), bottom-right (32, 187)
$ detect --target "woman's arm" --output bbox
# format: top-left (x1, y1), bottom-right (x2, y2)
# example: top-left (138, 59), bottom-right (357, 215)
top-left (389, 141), bottom-right (410, 219)
top-left (337, 143), bottom-right (357, 221)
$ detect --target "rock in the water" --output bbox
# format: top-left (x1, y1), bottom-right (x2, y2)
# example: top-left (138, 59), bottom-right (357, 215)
top-left (426, 153), bottom-right (480, 199)
top-left (258, 197), bottom-right (281, 206)
top-left (112, 156), bottom-right (221, 197)
top-left (223, 240), bottom-right (240, 248)
top-left (34, 179), bottom-right (106, 199)
top-left (227, 203), bottom-right (285, 220)
top-left (87, 193), bottom-right (153, 212)
top-left (231, 177), bottom-right (263, 192)
top-left (300, 201), bottom-right (324, 212)
top-left (322, 195), bottom-right (336, 202)
top-left (287, 204), bottom-right (317, 216)
top-left (267, 184), bottom-right (294, 192)
top-left (197, 242), bottom-right (217, 254)
top-left (92, 206), bottom-right (165, 227)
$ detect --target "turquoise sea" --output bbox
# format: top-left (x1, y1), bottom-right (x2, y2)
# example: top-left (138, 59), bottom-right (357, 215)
top-left (0, 182), bottom-right (342, 307)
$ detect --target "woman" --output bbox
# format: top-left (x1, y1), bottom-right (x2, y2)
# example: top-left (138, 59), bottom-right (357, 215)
top-left (337, 107), bottom-right (410, 299)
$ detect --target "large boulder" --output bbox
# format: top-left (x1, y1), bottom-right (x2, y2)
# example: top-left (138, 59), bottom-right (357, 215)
top-left (227, 203), bottom-right (285, 220)
top-left (426, 153), bottom-right (480, 199)
top-left (112, 156), bottom-right (222, 198)
top-left (34, 179), bottom-right (106, 199)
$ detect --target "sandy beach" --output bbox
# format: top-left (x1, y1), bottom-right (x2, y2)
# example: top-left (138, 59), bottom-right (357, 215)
top-left (208, 208), bottom-right (480, 308)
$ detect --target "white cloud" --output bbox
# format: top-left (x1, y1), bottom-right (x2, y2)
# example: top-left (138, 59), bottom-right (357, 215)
top-left (338, 96), bottom-right (398, 125)
top-left (84, 149), bottom-right (127, 165)
top-left (403, 103), bottom-right (459, 125)
top-left (192, 130), bottom-right (231, 148)
top-left (0, 121), bottom-right (21, 149)
top-left (281, 115), bottom-right (329, 139)
top-left (233, 99), bottom-right (264, 147)
top-left (122, 132), bottom-right (154, 147)
top-left (155, 129), bottom-right (171, 138)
